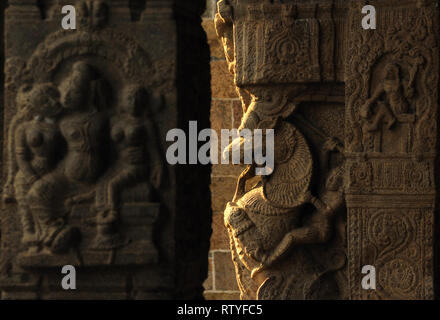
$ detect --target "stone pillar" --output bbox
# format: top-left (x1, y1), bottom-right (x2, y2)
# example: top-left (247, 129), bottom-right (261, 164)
top-left (345, 0), bottom-right (438, 300)
top-left (215, 0), bottom-right (438, 300)
top-left (216, 0), bottom-right (348, 300)
top-left (0, 0), bottom-right (211, 299)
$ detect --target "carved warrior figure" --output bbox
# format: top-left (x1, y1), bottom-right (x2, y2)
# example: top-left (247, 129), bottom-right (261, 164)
top-left (223, 90), bottom-right (345, 299)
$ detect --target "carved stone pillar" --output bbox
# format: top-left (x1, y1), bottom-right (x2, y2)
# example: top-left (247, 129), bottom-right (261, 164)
top-left (216, 0), bottom-right (438, 300)
top-left (0, 0), bottom-right (211, 299)
top-left (345, 0), bottom-right (438, 300)
top-left (216, 0), bottom-right (348, 300)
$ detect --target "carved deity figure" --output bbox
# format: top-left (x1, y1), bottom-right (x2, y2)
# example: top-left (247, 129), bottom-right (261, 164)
top-left (3, 84), bottom-right (63, 248)
top-left (223, 91), bottom-right (345, 299)
top-left (360, 63), bottom-right (412, 132)
top-left (25, 62), bottom-right (109, 254)
top-left (108, 84), bottom-right (155, 210)
top-left (91, 84), bottom-right (162, 249)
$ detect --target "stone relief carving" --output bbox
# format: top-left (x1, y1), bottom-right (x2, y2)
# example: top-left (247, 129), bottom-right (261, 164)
top-left (0, 0), bottom-right (438, 301)
top-left (345, 1), bottom-right (437, 300)
top-left (215, 0), bottom-right (348, 300)
top-left (91, 83), bottom-right (162, 250)
top-left (4, 83), bottom-right (64, 248)
top-left (0, 0), bottom-right (211, 300)
top-left (214, 0), bottom-right (349, 300)
top-left (1, 1), bottom-right (164, 267)
top-left (216, 0), bottom-right (438, 300)
top-left (346, 3), bottom-right (437, 156)
top-left (222, 88), bottom-right (346, 300)
top-left (3, 59), bottom-right (163, 260)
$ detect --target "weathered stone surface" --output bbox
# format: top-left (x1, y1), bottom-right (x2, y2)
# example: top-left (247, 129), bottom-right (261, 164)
top-left (211, 60), bottom-right (237, 98)
top-left (210, 99), bottom-right (245, 177)
top-left (214, 0), bottom-right (438, 300)
top-left (344, 1), bottom-right (437, 300)
top-left (232, 100), bottom-right (243, 129)
top-left (212, 163), bottom-right (245, 178)
top-left (211, 99), bottom-right (233, 133)
top-left (0, 0), bottom-right (211, 300)
top-left (1, 0), bottom-right (439, 302)
top-left (213, 251), bottom-right (239, 291)
top-left (202, 19), bottom-right (225, 59)
top-left (210, 177), bottom-right (236, 212)
top-left (209, 213), bottom-right (229, 250)
top-left (203, 255), bottom-right (213, 291)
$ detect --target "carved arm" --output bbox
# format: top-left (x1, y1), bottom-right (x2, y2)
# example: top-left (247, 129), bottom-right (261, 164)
top-left (15, 124), bottom-right (38, 185)
top-left (65, 190), bottom-right (96, 208)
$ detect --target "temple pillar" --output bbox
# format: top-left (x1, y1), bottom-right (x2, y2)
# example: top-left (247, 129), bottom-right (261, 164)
top-left (215, 0), bottom-right (438, 300)
top-left (345, 0), bottom-right (438, 300)
top-left (0, 0), bottom-right (211, 299)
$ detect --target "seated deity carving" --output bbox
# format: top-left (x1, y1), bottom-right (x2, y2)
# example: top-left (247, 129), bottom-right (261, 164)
top-left (91, 84), bottom-right (162, 250)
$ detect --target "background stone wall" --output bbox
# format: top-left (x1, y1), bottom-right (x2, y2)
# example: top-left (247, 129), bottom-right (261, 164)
top-left (202, 0), bottom-right (242, 300)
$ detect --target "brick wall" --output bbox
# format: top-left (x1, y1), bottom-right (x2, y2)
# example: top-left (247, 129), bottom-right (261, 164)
top-left (202, 0), bottom-right (243, 300)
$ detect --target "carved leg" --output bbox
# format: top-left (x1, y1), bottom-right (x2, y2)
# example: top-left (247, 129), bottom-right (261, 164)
top-left (17, 205), bottom-right (37, 245)
top-left (106, 169), bottom-right (137, 211)
top-left (14, 173), bottom-right (38, 246)
top-left (256, 225), bottom-right (322, 277)
top-left (256, 202), bottom-right (336, 276)
top-left (366, 102), bottom-right (396, 132)
top-left (91, 169), bottom-right (138, 250)
top-left (26, 173), bottom-right (78, 253)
